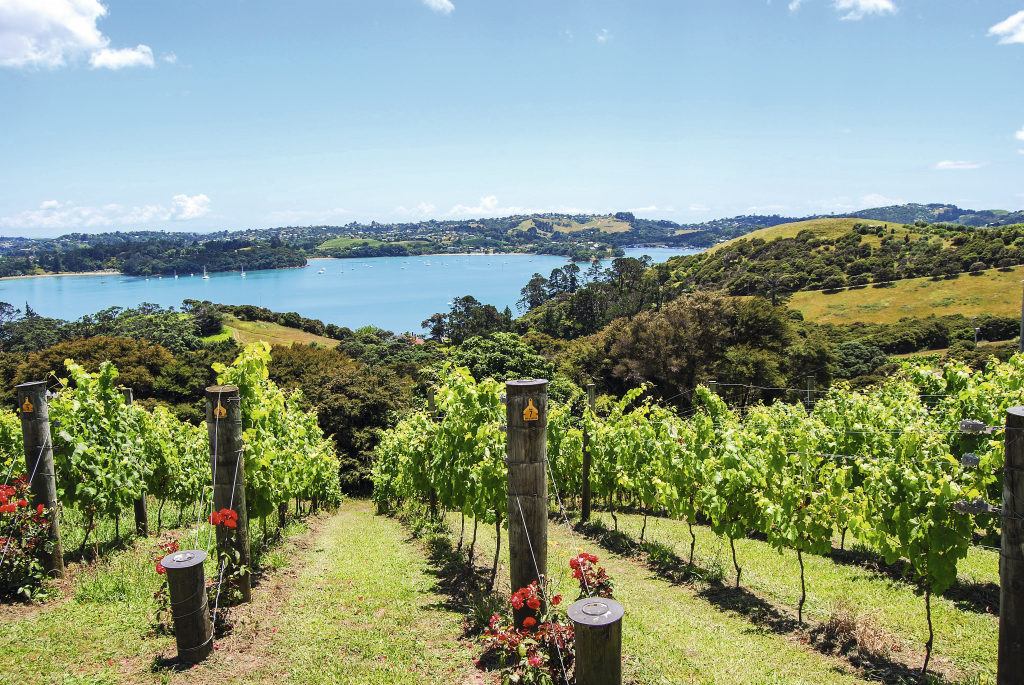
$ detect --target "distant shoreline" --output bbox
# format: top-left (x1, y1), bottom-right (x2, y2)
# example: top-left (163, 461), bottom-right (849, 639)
top-left (0, 270), bottom-right (121, 281)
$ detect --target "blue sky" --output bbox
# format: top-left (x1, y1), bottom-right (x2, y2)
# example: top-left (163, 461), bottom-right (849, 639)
top-left (1, 0), bottom-right (1023, 237)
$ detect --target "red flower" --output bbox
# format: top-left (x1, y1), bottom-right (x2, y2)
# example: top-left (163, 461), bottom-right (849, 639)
top-left (224, 518), bottom-right (237, 529)
top-left (527, 655), bottom-right (541, 667)
top-left (209, 511), bottom-right (223, 526)
top-left (36, 504), bottom-right (44, 515)
top-left (0, 504), bottom-right (15, 514)
top-left (16, 499), bottom-right (27, 508)
top-left (511, 594), bottom-right (524, 609)
top-left (155, 562), bottom-right (166, 575)
top-left (523, 617), bottom-right (536, 628)
top-left (552, 594), bottom-right (562, 606)
top-left (569, 558), bottom-right (580, 570)
top-left (527, 597), bottom-right (540, 610)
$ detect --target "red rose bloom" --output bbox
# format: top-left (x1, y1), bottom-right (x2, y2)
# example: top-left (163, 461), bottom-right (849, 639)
top-left (523, 617), bottom-right (536, 628)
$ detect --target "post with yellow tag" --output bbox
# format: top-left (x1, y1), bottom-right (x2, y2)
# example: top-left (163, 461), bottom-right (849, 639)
top-left (205, 385), bottom-right (251, 603)
top-left (15, 381), bottom-right (64, 578)
top-left (506, 379), bottom-right (548, 628)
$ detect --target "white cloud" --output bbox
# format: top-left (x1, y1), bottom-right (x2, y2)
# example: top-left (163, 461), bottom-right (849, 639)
top-left (596, 28), bottom-right (610, 42)
top-left (788, 0), bottom-right (807, 10)
top-left (859, 193), bottom-right (901, 207)
top-left (0, 0), bottom-right (154, 69)
top-left (689, 204), bottom-right (710, 212)
top-left (162, 52), bottom-right (177, 64)
top-left (1016, 126), bottom-right (1024, 141)
top-left (933, 160), bottom-right (989, 170)
top-left (631, 206), bottom-right (658, 212)
top-left (423, 0), bottom-right (454, 14)
top-left (394, 202), bottom-right (437, 218)
top-left (170, 194), bottom-right (211, 220)
top-left (990, 10), bottom-right (1024, 44)
top-left (0, 193), bottom-right (214, 230)
top-left (89, 44), bottom-right (153, 69)
top-left (834, 0), bottom-right (896, 20)
top-left (808, 197), bottom-right (855, 211)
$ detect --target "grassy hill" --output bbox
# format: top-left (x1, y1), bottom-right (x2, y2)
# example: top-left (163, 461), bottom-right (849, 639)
top-left (318, 237), bottom-right (385, 250)
top-left (515, 216), bottom-right (633, 234)
top-left (708, 217), bottom-right (924, 254)
top-left (791, 266), bottom-right (1024, 325)
top-left (217, 315), bottom-right (340, 347)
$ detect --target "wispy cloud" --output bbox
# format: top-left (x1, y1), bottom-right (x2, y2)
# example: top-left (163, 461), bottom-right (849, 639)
top-left (834, 0), bottom-right (896, 20)
top-left (394, 202), bottom-right (437, 218)
top-left (1016, 126), bottom-right (1024, 141)
top-left (596, 29), bottom-right (610, 43)
top-left (859, 193), bottom-right (901, 207)
top-left (934, 160), bottom-right (989, 170)
top-left (0, 0), bottom-right (154, 69)
top-left (791, 0), bottom-right (896, 19)
top-left (162, 52), bottom-right (177, 64)
top-left (89, 45), bottom-right (154, 70)
top-left (990, 10), bottom-right (1024, 44)
top-left (689, 204), bottom-right (710, 212)
top-left (0, 195), bottom-right (211, 230)
top-left (423, 0), bottom-right (454, 15)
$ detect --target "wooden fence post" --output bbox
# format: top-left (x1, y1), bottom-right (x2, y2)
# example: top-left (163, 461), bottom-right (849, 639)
top-left (581, 383), bottom-right (595, 523)
top-left (206, 385), bottom-right (251, 603)
top-left (161, 549), bottom-right (213, 663)
top-left (120, 388), bottom-right (149, 538)
top-left (427, 386), bottom-right (438, 518)
top-left (15, 381), bottom-right (64, 578)
top-left (568, 597), bottom-right (624, 685)
top-left (1000, 407), bottom-right (1024, 684)
top-left (506, 379), bottom-right (548, 628)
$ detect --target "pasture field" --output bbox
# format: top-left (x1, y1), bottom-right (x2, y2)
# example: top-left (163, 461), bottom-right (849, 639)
top-left (220, 315), bottom-right (339, 347)
top-left (708, 218), bottom-right (925, 255)
top-left (791, 266), bottom-right (1024, 324)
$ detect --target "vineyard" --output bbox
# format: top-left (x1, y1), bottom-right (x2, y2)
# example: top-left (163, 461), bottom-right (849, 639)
top-left (0, 341), bottom-right (341, 600)
top-left (372, 357), bottom-right (1015, 681)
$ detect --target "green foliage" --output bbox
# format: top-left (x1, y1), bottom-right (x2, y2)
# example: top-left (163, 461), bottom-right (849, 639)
top-left (445, 332), bottom-right (555, 384)
top-left (214, 342), bottom-right (343, 519)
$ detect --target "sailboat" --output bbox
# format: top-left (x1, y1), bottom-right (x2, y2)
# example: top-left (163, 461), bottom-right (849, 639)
top-left (174, 270), bottom-right (178, 279)
top-left (241, 263), bottom-right (246, 278)
top-left (202, 266), bottom-right (210, 280)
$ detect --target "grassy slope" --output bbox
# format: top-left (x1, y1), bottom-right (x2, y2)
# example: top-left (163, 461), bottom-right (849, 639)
top-left (791, 266), bottom-right (1024, 325)
top-left (318, 237), bottom-right (385, 250)
top-left (0, 500), bottom-right (995, 683)
top-left (221, 315), bottom-right (339, 347)
top-left (707, 218), bottom-right (925, 256)
top-left (517, 217), bottom-right (633, 234)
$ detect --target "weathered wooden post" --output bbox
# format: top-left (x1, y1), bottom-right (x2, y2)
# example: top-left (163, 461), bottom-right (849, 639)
top-left (1000, 407), bottom-right (1024, 684)
top-left (506, 379), bottom-right (548, 628)
top-left (15, 381), bottom-right (64, 578)
top-left (568, 597), bottom-right (624, 685)
top-left (206, 385), bottom-right (251, 603)
top-left (426, 386), bottom-right (439, 518)
top-left (161, 549), bottom-right (213, 663)
top-left (581, 383), bottom-right (595, 523)
top-left (805, 376), bottom-right (815, 412)
top-left (120, 388), bottom-right (149, 538)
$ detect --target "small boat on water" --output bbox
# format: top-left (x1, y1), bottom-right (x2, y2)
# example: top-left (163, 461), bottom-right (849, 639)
top-left (202, 266), bottom-right (210, 280)
top-left (174, 270), bottom-right (178, 279)
top-left (318, 268), bottom-right (325, 274)
top-left (241, 263), bottom-right (246, 278)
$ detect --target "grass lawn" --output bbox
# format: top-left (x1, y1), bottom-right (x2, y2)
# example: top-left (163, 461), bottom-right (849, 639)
top-left (0, 498), bottom-right (996, 684)
top-left (222, 315), bottom-right (339, 347)
top-left (791, 266), bottom-right (1024, 324)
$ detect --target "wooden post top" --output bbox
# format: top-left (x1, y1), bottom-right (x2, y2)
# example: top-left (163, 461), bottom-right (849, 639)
top-left (15, 381), bottom-right (46, 391)
top-left (506, 379), bottom-right (548, 391)
top-left (161, 549), bottom-right (207, 571)
top-left (205, 385), bottom-right (240, 395)
top-left (568, 597), bottom-right (625, 627)
top-left (1008, 406), bottom-right (1024, 419)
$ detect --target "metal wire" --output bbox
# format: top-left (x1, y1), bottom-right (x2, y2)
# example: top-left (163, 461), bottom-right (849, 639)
top-left (0, 439), bottom-right (49, 573)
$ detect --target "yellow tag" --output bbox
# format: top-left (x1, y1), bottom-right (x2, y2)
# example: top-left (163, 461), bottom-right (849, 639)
top-left (214, 402), bottom-right (227, 419)
top-left (523, 399), bottom-right (539, 422)
top-left (21, 398), bottom-right (33, 414)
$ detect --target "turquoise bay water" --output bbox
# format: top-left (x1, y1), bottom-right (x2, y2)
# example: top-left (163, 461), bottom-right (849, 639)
top-left (0, 248), bottom-right (699, 334)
